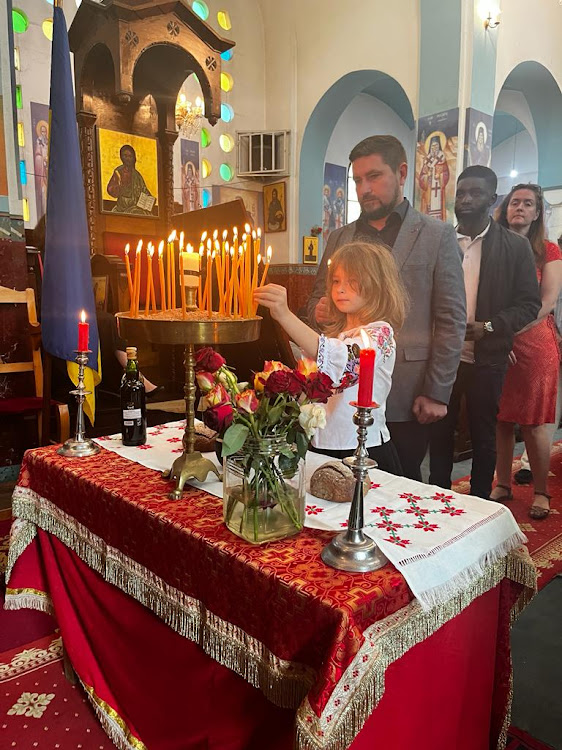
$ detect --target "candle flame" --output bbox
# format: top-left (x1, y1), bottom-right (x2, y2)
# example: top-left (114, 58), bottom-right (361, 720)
top-left (168, 230), bottom-right (177, 242)
top-left (206, 238), bottom-right (212, 250)
top-left (244, 223), bottom-right (251, 233)
top-left (201, 230), bottom-right (208, 242)
top-left (136, 240), bottom-right (143, 254)
top-left (80, 310), bottom-right (86, 323)
top-left (360, 329), bottom-right (371, 349)
top-left (266, 246), bottom-right (272, 261)
top-left (213, 229), bottom-right (218, 240)
top-left (158, 240), bottom-right (164, 257)
top-left (214, 239), bottom-right (220, 251)
top-left (187, 243), bottom-right (193, 253)
top-left (230, 247), bottom-right (234, 257)
top-left (257, 253), bottom-right (262, 265)
top-left (199, 247), bottom-right (204, 257)
top-left (225, 241), bottom-right (229, 252)
top-left (257, 227), bottom-right (262, 238)
top-left (212, 250), bottom-right (216, 259)
top-left (252, 230), bottom-right (256, 240)
top-left (327, 258), bottom-right (332, 267)
top-left (222, 229), bottom-right (228, 239)
top-left (148, 244), bottom-right (154, 258)
top-left (179, 231), bottom-right (185, 250)
top-left (233, 226), bottom-right (238, 236)
top-left (124, 243), bottom-right (130, 255)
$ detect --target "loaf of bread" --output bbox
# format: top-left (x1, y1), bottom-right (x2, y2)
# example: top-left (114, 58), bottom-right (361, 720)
top-left (309, 461), bottom-right (369, 503)
top-left (194, 424), bottom-right (217, 453)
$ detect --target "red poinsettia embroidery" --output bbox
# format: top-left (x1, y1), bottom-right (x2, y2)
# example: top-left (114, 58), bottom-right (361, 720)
top-left (440, 507), bottom-right (465, 516)
top-left (432, 492), bottom-right (454, 502)
top-left (167, 437), bottom-right (182, 442)
top-left (399, 493), bottom-right (422, 501)
top-left (385, 535), bottom-right (411, 548)
top-left (414, 521), bottom-right (439, 532)
top-left (405, 506), bottom-right (429, 515)
top-left (172, 448), bottom-right (183, 453)
top-left (369, 482), bottom-right (381, 490)
top-left (371, 506), bottom-right (395, 515)
top-left (137, 444), bottom-right (153, 450)
top-left (305, 505), bottom-right (324, 515)
top-left (340, 521), bottom-right (348, 528)
top-left (376, 520), bottom-right (403, 531)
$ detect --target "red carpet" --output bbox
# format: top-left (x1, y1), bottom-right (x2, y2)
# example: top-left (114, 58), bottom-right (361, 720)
top-left (506, 726), bottom-right (556, 749)
top-left (453, 442), bottom-right (562, 590)
top-left (0, 633), bottom-right (112, 748)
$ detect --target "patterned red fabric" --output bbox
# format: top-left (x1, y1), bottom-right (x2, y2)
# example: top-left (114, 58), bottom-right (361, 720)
top-left (498, 241), bottom-right (562, 425)
top-left (16, 445), bottom-right (412, 717)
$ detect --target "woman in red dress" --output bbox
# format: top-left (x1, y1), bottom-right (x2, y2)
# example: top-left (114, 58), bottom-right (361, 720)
top-left (490, 185), bottom-right (562, 519)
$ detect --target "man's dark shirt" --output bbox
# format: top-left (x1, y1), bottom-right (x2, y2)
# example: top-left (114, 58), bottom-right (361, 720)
top-left (352, 198), bottom-right (409, 250)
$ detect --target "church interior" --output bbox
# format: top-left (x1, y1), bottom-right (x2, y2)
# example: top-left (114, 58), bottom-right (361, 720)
top-left (1, 1), bottom-right (562, 748)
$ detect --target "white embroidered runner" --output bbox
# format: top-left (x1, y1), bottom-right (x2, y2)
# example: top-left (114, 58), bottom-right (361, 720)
top-left (95, 423), bottom-right (526, 610)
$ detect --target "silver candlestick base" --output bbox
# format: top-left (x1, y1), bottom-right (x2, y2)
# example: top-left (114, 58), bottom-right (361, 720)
top-left (57, 350), bottom-right (100, 458)
top-left (321, 402), bottom-right (388, 572)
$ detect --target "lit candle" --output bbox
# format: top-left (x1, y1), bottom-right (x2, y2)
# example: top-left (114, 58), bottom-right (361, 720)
top-left (158, 241), bottom-right (166, 310)
top-left (145, 242), bottom-right (153, 315)
top-left (207, 250), bottom-right (214, 316)
top-left (198, 246), bottom-right (205, 309)
top-left (179, 252), bottom-right (187, 318)
top-left (124, 244), bottom-right (133, 310)
top-left (224, 241), bottom-right (230, 315)
top-left (357, 329), bottom-right (376, 407)
top-left (77, 310), bottom-right (89, 351)
top-left (133, 241), bottom-right (143, 317)
top-left (170, 236), bottom-right (177, 309)
top-left (259, 246), bottom-right (272, 287)
top-left (148, 244), bottom-right (157, 313)
top-left (251, 253), bottom-right (261, 315)
top-left (167, 230), bottom-right (176, 310)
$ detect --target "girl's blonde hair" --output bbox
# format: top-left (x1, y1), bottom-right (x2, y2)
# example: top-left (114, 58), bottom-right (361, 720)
top-left (325, 241), bottom-right (408, 335)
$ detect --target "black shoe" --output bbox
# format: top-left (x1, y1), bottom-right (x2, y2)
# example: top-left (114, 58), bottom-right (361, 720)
top-left (514, 468), bottom-right (533, 485)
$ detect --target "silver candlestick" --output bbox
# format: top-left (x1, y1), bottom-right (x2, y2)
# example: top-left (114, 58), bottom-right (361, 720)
top-left (57, 350), bottom-right (100, 458)
top-left (321, 402), bottom-right (388, 572)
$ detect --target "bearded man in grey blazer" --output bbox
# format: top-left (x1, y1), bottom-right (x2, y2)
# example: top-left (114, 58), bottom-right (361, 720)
top-left (307, 135), bottom-right (466, 481)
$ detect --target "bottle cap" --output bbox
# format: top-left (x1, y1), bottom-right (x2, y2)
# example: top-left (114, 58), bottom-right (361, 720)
top-left (126, 347), bottom-right (138, 359)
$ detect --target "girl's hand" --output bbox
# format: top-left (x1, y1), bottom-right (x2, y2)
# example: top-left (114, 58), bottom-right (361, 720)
top-left (253, 284), bottom-right (289, 321)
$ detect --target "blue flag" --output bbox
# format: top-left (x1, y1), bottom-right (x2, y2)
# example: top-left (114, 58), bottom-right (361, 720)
top-left (41, 4), bottom-right (101, 424)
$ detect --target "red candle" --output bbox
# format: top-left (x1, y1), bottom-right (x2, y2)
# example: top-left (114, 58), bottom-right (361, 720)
top-left (77, 310), bottom-right (89, 351)
top-left (357, 329), bottom-right (375, 406)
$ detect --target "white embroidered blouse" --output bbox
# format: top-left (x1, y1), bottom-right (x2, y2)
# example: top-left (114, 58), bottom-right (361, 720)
top-left (312, 321), bottom-right (396, 450)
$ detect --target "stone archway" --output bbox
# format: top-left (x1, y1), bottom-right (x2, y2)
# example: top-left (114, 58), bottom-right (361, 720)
top-left (298, 70), bottom-right (415, 244)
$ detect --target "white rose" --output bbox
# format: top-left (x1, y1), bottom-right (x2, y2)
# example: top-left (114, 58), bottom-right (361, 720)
top-left (298, 403), bottom-right (327, 439)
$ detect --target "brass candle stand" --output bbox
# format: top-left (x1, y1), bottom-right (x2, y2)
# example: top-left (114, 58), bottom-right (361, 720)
top-left (116, 312), bottom-right (261, 499)
top-left (321, 402), bottom-right (388, 572)
top-left (57, 350), bottom-right (101, 458)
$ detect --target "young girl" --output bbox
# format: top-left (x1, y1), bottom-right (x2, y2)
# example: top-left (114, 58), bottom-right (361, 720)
top-left (253, 241), bottom-right (407, 473)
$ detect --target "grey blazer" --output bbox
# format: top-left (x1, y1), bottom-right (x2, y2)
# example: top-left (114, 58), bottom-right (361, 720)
top-left (307, 206), bottom-right (467, 422)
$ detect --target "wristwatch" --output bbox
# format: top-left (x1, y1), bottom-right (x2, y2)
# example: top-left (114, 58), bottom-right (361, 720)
top-left (483, 321), bottom-right (494, 334)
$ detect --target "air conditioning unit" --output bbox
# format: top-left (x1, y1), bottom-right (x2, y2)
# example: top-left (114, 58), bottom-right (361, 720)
top-left (237, 130), bottom-right (290, 178)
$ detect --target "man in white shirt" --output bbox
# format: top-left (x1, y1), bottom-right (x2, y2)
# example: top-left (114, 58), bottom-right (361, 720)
top-left (429, 166), bottom-right (541, 498)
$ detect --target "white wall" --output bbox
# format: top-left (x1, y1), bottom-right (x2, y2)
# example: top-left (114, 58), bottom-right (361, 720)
top-left (491, 130), bottom-right (537, 196)
top-left (325, 94), bottom-right (416, 203)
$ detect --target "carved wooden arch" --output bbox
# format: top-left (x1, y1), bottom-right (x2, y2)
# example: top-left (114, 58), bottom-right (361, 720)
top-left (69, 0), bottom-right (234, 125)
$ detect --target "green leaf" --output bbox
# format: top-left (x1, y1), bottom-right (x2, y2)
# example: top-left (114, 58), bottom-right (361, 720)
top-left (296, 430), bottom-right (309, 459)
top-left (267, 404), bottom-right (284, 425)
top-left (221, 423), bottom-right (250, 456)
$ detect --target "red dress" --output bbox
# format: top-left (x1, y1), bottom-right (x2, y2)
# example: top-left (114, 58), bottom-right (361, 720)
top-left (498, 241), bottom-right (561, 425)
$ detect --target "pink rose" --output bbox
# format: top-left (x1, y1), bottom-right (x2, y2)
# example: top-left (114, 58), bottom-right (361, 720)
top-left (236, 389), bottom-right (259, 414)
top-left (206, 383), bottom-right (230, 408)
top-left (196, 371), bottom-right (215, 392)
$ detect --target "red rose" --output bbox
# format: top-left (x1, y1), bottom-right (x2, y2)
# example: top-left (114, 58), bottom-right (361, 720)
top-left (203, 403), bottom-right (234, 432)
top-left (195, 347), bottom-right (226, 373)
top-left (264, 369), bottom-right (304, 397)
top-left (304, 372), bottom-right (334, 402)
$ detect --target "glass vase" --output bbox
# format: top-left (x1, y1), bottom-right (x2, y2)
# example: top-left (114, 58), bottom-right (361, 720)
top-left (222, 436), bottom-right (305, 544)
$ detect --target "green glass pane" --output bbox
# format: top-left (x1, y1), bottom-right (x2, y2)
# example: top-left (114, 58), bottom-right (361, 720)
top-left (192, 1), bottom-right (209, 21)
top-left (200, 128), bottom-right (211, 148)
top-left (16, 85), bottom-right (23, 109)
top-left (219, 163), bottom-right (233, 182)
top-left (12, 9), bottom-right (29, 34)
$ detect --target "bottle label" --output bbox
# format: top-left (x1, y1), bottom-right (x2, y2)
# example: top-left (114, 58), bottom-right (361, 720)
top-left (123, 408), bottom-right (142, 420)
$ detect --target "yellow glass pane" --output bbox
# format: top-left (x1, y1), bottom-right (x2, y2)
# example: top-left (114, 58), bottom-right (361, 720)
top-left (219, 134), bottom-right (234, 153)
top-left (23, 197), bottom-right (30, 222)
top-left (217, 11), bottom-right (231, 30)
top-left (220, 73), bottom-right (233, 92)
top-left (18, 122), bottom-right (25, 147)
top-left (201, 159), bottom-right (212, 179)
top-left (42, 19), bottom-right (53, 41)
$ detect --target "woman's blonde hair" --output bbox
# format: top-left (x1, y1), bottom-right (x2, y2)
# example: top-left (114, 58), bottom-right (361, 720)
top-left (324, 241), bottom-right (408, 335)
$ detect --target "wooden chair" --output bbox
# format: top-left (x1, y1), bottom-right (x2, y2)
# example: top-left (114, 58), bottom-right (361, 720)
top-left (0, 285), bottom-right (70, 445)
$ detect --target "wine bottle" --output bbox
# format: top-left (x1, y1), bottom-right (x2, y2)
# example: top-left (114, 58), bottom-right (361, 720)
top-left (120, 346), bottom-right (147, 446)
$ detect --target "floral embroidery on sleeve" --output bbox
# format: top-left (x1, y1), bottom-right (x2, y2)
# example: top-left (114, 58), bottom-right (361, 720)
top-left (335, 324), bottom-right (395, 393)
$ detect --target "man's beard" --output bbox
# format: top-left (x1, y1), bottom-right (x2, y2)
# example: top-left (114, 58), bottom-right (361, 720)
top-left (360, 183), bottom-right (401, 221)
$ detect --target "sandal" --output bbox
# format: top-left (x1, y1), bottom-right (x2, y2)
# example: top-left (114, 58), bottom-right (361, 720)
top-left (529, 492), bottom-right (551, 520)
top-left (489, 483), bottom-right (513, 502)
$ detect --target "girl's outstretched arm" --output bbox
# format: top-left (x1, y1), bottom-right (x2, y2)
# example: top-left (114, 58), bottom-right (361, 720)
top-left (253, 284), bottom-right (320, 359)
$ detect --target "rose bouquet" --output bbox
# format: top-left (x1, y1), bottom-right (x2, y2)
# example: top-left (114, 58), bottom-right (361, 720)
top-left (195, 347), bottom-right (334, 543)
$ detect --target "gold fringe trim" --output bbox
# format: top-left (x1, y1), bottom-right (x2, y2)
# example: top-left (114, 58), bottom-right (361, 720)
top-left (5, 517), bottom-right (37, 584)
top-left (4, 586), bottom-right (55, 616)
top-left (10, 486), bottom-right (315, 710)
top-left (295, 550), bottom-right (537, 750)
top-left (81, 681), bottom-right (147, 750)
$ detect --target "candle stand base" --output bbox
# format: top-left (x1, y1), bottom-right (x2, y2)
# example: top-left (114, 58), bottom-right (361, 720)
top-left (163, 450), bottom-right (221, 501)
top-left (58, 438), bottom-right (100, 458)
top-left (321, 530), bottom-right (387, 573)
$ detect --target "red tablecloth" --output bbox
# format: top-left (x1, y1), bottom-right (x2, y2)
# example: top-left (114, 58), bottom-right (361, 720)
top-left (5, 446), bottom-right (536, 750)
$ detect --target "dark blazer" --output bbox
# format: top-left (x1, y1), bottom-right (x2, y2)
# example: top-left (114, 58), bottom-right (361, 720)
top-left (307, 205), bottom-right (467, 422)
top-left (474, 220), bottom-right (541, 365)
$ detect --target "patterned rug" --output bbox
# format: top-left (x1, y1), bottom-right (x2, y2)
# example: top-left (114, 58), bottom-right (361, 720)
top-left (0, 632), bottom-right (112, 748)
top-left (452, 442), bottom-right (562, 590)
top-left (506, 726), bottom-right (556, 749)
